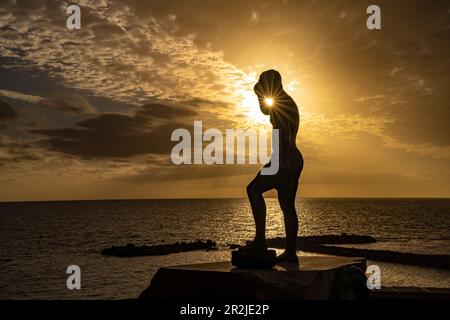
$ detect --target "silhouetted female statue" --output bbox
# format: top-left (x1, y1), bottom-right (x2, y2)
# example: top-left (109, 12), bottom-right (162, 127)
top-left (246, 69), bottom-right (304, 263)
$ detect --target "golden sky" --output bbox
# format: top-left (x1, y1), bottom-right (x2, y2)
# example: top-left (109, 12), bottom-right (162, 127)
top-left (0, 0), bottom-right (449, 200)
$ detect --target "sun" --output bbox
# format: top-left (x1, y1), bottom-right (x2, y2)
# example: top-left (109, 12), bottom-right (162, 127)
top-left (239, 90), bottom-right (269, 125)
top-left (264, 97), bottom-right (274, 107)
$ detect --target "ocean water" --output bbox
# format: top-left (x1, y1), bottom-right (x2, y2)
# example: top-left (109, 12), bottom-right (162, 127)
top-left (0, 198), bottom-right (449, 299)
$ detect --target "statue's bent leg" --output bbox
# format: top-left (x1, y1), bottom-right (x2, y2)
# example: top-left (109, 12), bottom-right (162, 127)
top-left (246, 173), bottom-right (278, 245)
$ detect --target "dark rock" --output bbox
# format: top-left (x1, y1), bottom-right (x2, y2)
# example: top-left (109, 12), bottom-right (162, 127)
top-left (331, 266), bottom-right (370, 300)
top-left (231, 249), bottom-right (277, 269)
top-left (101, 240), bottom-right (217, 257)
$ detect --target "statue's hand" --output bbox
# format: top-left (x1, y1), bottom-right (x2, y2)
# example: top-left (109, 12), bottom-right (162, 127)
top-left (253, 83), bottom-right (263, 97)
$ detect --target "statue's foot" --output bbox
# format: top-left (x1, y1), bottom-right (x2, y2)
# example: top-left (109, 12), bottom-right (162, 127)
top-left (240, 239), bottom-right (268, 251)
top-left (276, 251), bottom-right (299, 263)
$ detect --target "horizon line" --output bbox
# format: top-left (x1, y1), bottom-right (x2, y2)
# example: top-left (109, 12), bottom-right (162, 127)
top-left (1, 196), bottom-right (449, 204)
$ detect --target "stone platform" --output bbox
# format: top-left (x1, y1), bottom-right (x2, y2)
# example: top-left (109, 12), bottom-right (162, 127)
top-left (139, 255), bottom-right (367, 300)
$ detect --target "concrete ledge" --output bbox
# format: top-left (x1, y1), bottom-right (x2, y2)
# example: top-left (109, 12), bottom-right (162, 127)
top-left (139, 256), bottom-right (367, 300)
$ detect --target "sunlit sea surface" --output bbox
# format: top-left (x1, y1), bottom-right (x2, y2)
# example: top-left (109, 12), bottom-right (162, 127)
top-left (1, 198), bottom-right (449, 299)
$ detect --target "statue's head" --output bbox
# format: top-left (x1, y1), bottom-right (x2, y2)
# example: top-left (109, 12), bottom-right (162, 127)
top-left (255, 69), bottom-right (283, 98)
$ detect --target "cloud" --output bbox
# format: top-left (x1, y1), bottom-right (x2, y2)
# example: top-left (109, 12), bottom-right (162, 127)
top-left (1, 0), bottom-right (449, 199)
top-left (36, 92), bottom-right (96, 114)
top-left (0, 89), bottom-right (44, 103)
top-left (136, 102), bottom-right (197, 119)
top-left (382, 99), bottom-right (450, 147)
top-left (30, 102), bottom-right (197, 159)
top-left (0, 99), bottom-right (18, 120)
top-left (0, 0), bottom-right (250, 113)
top-left (354, 95), bottom-right (386, 103)
top-left (122, 164), bottom-right (258, 183)
top-left (0, 134), bottom-right (42, 165)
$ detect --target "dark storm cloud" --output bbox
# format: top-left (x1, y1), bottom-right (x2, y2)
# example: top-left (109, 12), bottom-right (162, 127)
top-left (0, 99), bottom-right (18, 120)
top-left (30, 103), bottom-right (197, 159)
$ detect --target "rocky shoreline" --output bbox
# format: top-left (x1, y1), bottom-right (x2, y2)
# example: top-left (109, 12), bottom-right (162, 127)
top-left (101, 234), bottom-right (450, 270)
top-left (264, 237), bottom-right (450, 270)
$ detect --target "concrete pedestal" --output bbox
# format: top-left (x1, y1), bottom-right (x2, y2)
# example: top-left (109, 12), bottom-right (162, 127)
top-left (139, 255), bottom-right (367, 300)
